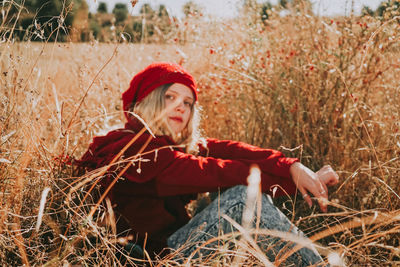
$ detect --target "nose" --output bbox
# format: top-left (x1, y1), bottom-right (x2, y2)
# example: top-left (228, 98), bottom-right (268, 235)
top-left (175, 100), bottom-right (185, 113)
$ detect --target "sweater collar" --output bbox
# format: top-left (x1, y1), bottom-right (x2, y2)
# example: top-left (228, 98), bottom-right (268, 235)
top-left (124, 117), bottom-right (177, 145)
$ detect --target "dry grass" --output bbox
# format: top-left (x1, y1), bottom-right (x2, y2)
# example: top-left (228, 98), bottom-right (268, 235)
top-left (1, 1), bottom-right (400, 266)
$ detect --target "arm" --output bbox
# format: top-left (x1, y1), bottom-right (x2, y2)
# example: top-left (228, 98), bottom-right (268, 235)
top-left (122, 142), bottom-right (297, 197)
top-left (204, 139), bottom-right (340, 210)
top-left (202, 138), bottom-right (284, 160)
top-left (201, 138), bottom-right (299, 178)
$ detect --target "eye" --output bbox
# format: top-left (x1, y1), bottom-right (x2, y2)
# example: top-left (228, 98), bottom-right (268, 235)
top-left (165, 94), bottom-right (174, 100)
top-left (184, 101), bottom-right (193, 108)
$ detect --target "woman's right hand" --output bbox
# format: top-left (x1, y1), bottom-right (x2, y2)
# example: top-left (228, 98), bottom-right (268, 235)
top-left (290, 162), bottom-right (339, 212)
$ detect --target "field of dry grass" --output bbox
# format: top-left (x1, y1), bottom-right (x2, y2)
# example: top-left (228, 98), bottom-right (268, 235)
top-left (1, 2), bottom-right (400, 266)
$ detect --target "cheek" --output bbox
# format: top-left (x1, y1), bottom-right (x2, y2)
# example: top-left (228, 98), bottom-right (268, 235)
top-left (164, 99), bottom-right (173, 109)
top-left (184, 110), bottom-right (192, 123)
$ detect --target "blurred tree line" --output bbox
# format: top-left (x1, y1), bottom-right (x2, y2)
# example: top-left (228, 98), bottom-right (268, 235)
top-left (1, 0), bottom-right (88, 41)
top-left (89, 2), bottom-right (177, 43)
top-left (362, 0), bottom-right (400, 19)
top-left (255, 0), bottom-right (399, 22)
top-left (1, 0), bottom-right (203, 42)
top-left (2, 0), bottom-right (397, 42)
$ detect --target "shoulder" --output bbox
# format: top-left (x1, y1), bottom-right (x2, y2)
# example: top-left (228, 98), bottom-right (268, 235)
top-left (92, 129), bottom-right (137, 149)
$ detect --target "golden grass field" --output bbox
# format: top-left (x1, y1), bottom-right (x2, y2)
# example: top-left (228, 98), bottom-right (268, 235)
top-left (1, 4), bottom-right (400, 266)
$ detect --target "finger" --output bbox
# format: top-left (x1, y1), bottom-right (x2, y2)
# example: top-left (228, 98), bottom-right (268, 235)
top-left (317, 166), bottom-right (339, 186)
top-left (318, 197), bottom-right (329, 213)
top-left (308, 181), bottom-right (328, 212)
top-left (324, 173), bottom-right (339, 186)
top-left (318, 197), bottom-right (328, 212)
top-left (322, 165), bottom-right (339, 185)
top-left (298, 186), bottom-right (312, 208)
top-left (317, 181), bottom-right (328, 199)
top-left (321, 181), bottom-right (328, 197)
top-left (328, 170), bottom-right (340, 185)
top-left (318, 180), bottom-right (330, 213)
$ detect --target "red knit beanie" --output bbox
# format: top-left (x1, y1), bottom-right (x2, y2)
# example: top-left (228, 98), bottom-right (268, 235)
top-left (122, 62), bottom-right (197, 116)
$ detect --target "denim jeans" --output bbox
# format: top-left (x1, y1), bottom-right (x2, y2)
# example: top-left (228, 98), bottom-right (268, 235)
top-left (167, 185), bottom-right (326, 266)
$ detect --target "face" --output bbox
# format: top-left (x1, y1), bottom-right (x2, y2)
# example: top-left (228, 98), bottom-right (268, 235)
top-left (164, 83), bottom-right (194, 135)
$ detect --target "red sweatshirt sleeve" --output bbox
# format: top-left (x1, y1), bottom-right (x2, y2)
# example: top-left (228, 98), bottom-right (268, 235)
top-left (202, 138), bottom-right (299, 179)
top-left (122, 138), bottom-right (297, 197)
top-left (123, 142), bottom-right (248, 194)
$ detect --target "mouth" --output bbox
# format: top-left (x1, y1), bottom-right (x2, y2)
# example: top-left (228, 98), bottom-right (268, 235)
top-left (169, 116), bottom-right (183, 123)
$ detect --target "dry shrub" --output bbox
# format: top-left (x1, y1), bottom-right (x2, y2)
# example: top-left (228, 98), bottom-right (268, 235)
top-left (0, 1), bottom-right (399, 266)
top-left (193, 6), bottom-right (400, 265)
top-left (197, 5), bottom-right (400, 207)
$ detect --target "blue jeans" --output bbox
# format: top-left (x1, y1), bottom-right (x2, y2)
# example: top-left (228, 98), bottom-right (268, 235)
top-left (167, 186), bottom-right (326, 266)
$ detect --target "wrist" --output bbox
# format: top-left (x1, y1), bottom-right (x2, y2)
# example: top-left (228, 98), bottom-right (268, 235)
top-left (289, 162), bottom-right (302, 177)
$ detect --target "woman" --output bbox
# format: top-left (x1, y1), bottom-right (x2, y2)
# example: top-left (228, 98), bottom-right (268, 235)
top-left (78, 62), bottom-right (339, 265)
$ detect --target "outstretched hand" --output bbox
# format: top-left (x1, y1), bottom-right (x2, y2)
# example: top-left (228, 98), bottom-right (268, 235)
top-left (289, 162), bottom-right (339, 212)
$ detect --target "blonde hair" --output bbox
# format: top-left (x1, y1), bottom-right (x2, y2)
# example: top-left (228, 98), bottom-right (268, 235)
top-left (130, 84), bottom-right (203, 155)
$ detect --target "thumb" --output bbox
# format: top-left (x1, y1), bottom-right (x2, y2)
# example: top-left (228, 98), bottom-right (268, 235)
top-left (317, 165), bottom-right (339, 186)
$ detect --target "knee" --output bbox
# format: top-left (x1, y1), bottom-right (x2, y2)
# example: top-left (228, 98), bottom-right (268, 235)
top-left (219, 186), bottom-right (277, 215)
top-left (224, 185), bottom-right (247, 197)
top-left (219, 186), bottom-right (247, 210)
top-left (222, 186), bottom-right (276, 211)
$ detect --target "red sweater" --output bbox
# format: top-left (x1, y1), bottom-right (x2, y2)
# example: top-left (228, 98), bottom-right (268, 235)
top-left (78, 119), bottom-right (298, 255)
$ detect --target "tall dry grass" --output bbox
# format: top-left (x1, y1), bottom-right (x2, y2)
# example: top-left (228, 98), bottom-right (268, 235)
top-left (0, 1), bottom-right (399, 266)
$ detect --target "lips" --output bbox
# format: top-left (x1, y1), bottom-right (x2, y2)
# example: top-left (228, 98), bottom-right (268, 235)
top-left (169, 116), bottom-right (183, 123)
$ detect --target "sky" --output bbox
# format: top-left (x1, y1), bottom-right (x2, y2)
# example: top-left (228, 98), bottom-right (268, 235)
top-left (88, 0), bottom-right (384, 18)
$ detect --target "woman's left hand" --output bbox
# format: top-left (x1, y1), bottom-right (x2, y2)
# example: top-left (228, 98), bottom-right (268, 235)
top-left (290, 162), bottom-right (339, 212)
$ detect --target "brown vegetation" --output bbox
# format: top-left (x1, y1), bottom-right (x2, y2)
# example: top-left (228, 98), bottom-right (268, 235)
top-left (0, 1), bottom-right (399, 266)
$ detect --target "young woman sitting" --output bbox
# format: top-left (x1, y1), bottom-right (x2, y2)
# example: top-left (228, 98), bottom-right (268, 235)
top-left (78, 62), bottom-right (339, 265)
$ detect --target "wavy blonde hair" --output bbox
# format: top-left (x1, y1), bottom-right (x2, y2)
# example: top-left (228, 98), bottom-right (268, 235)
top-left (130, 84), bottom-right (203, 155)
